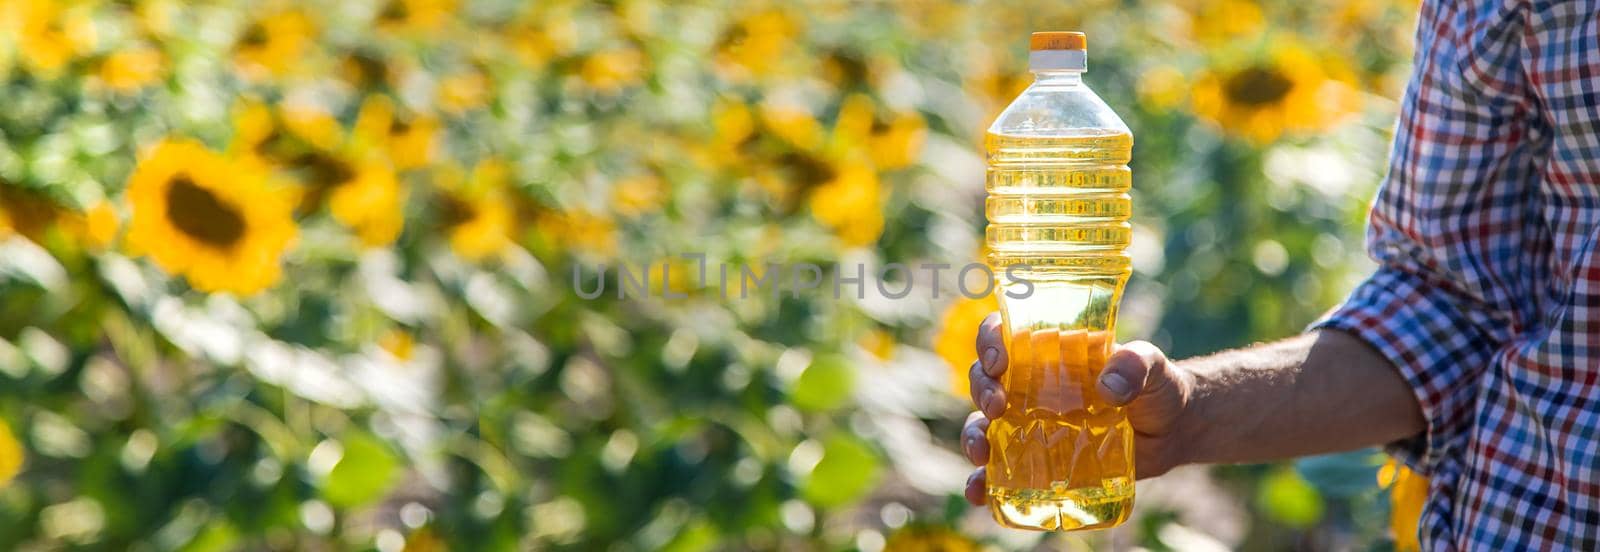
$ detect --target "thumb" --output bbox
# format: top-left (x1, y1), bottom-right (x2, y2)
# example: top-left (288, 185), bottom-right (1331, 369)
top-left (1096, 341), bottom-right (1169, 406)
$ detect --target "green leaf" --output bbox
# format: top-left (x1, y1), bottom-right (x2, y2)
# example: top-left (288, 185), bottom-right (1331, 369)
top-left (661, 517), bottom-right (718, 552)
top-left (800, 435), bottom-right (880, 509)
top-left (1256, 466), bottom-right (1324, 529)
top-left (790, 354), bottom-right (854, 412)
top-left (179, 521), bottom-right (237, 552)
top-left (322, 432), bottom-right (401, 508)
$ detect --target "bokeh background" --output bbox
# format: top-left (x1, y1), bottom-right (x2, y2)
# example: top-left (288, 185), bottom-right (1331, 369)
top-left (0, 0), bottom-right (1427, 549)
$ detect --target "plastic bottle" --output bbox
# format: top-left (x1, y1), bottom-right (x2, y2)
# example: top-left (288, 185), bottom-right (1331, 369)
top-left (983, 31), bottom-right (1135, 532)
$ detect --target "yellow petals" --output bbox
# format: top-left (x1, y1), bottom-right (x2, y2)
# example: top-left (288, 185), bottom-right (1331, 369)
top-left (611, 174), bottom-right (666, 218)
top-left (715, 10), bottom-right (798, 81)
top-left (0, 421), bottom-right (21, 487)
top-left (98, 46), bottom-right (164, 92)
top-left (884, 524), bottom-right (980, 552)
top-left (233, 9), bottom-right (316, 80)
top-left (354, 96), bottom-right (438, 171)
top-left (932, 295), bottom-right (997, 395)
top-left (579, 48), bottom-right (645, 94)
top-left (869, 112), bottom-right (926, 170)
top-left (534, 208), bottom-right (617, 260)
top-left (435, 161), bottom-right (516, 261)
top-left (437, 71), bottom-right (490, 114)
top-left (808, 160), bottom-right (883, 247)
top-left (1380, 458), bottom-right (1428, 551)
top-left (84, 201), bottom-right (119, 249)
top-left (761, 100), bottom-right (825, 152)
top-left (1138, 65), bottom-right (1188, 113)
top-left (329, 159), bottom-right (406, 247)
top-left (379, 329), bottom-right (415, 361)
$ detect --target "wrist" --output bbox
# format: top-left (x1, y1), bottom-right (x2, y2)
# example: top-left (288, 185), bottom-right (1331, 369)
top-left (1166, 362), bottom-right (1206, 468)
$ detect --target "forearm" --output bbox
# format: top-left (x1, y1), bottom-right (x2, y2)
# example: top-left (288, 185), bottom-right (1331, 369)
top-left (1173, 329), bottom-right (1425, 466)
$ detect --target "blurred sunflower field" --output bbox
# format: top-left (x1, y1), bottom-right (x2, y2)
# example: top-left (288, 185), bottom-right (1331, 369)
top-left (0, 0), bottom-right (1426, 549)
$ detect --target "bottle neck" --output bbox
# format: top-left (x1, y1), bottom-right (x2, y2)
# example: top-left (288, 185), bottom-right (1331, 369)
top-left (1031, 71), bottom-right (1083, 85)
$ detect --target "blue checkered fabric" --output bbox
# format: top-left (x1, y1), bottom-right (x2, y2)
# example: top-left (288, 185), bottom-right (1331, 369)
top-left (1313, 0), bottom-right (1600, 548)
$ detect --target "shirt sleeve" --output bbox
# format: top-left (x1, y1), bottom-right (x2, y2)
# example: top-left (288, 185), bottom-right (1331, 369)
top-left (1310, 0), bottom-right (1539, 477)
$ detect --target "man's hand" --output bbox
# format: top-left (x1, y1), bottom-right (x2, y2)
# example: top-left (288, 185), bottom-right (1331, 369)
top-left (957, 315), bottom-right (1425, 506)
top-left (959, 312), bottom-right (1194, 506)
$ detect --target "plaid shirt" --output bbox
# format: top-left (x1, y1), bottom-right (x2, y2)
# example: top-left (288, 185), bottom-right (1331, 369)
top-left (1312, 0), bottom-right (1600, 549)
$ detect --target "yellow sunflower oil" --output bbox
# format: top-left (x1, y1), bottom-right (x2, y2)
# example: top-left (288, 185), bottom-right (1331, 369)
top-left (983, 31), bottom-right (1135, 532)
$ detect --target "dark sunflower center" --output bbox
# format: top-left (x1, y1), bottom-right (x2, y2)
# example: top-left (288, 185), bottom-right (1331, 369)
top-left (438, 195), bottom-right (478, 229)
top-left (239, 23), bottom-right (269, 48)
top-left (1223, 66), bottom-right (1295, 107)
top-left (825, 50), bottom-right (868, 86)
top-left (165, 175), bottom-right (246, 249)
top-left (379, 1), bottom-right (410, 23)
top-left (779, 152), bottom-right (838, 189)
top-left (298, 152), bottom-right (356, 187)
top-left (389, 118), bottom-right (413, 135)
top-left (346, 53), bottom-right (389, 88)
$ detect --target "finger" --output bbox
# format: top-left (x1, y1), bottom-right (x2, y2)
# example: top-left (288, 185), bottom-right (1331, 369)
top-left (964, 467), bottom-right (988, 505)
top-left (961, 411), bottom-right (991, 466)
top-left (1096, 340), bottom-right (1167, 406)
top-left (975, 312), bottom-right (1008, 378)
top-left (968, 360), bottom-right (1007, 419)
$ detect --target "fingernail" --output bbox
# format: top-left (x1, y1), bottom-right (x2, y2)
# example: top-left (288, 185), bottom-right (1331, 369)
top-left (1100, 372), bottom-right (1132, 399)
top-left (981, 347), bottom-right (998, 371)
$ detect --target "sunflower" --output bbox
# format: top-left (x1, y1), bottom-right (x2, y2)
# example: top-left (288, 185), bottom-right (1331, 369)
top-left (337, 50), bottom-right (394, 92)
top-left (3, 0), bottom-right (95, 76)
top-left (125, 139), bottom-right (297, 295)
top-left (1137, 64), bottom-right (1188, 113)
top-left (434, 161), bottom-right (515, 261)
top-left (0, 180), bottom-right (69, 242)
top-left (760, 99), bottom-right (825, 152)
top-left (578, 47), bottom-right (645, 94)
top-left (83, 201), bottom-right (119, 250)
top-left (932, 295), bottom-right (997, 395)
top-left (858, 329), bottom-right (896, 361)
top-left (1379, 458), bottom-right (1428, 552)
top-left (714, 10), bottom-right (798, 82)
top-left (807, 158), bottom-right (883, 247)
top-left (0, 182), bottom-right (120, 251)
top-left (98, 45), bottom-right (164, 92)
top-left (353, 96), bottom-right (439, 171)
top-left (689, 98), bottom-right (756, 170)
top-left (437, 69), bottom-right (489, 115)
top-left (283, 149), bottom-right (366, 216)
top-left (610, 174), bottom-right (666, 218)
top-left (232, 9), bottom-right (315, 80)
top-left (829, 94), bottom-right (876, 153)
top-left (533, 207), bottom-right (617, 260)
top-left (328, 157), bottom-right (405, 247)
top-left (0, 420), bottom-right (20, 487)
top-left (883, 524), bottom-right (981, 552)
top-left (279, 100), bottom-right (343, 152)
top-left (375, 0), bottom-right (456, 35)
top-left (378, 328), bottom-right (415, 361)
top-left (230, 98), bottom-right (332, 168)
top-left (1191, 41), bottom-right (1362, 143)
top-left (230, 98), bottom-right (285, 162)
top-left (505, 7), bottom-right (578, 70)
top-left (1182, 0), bottom-right (1266, 46)
top-left (965, 54), bottom-right (1032, 133)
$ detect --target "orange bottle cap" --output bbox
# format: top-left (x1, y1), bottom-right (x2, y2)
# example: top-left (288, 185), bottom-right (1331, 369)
top-left (1030, 31), bottom-right (1087, 51)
